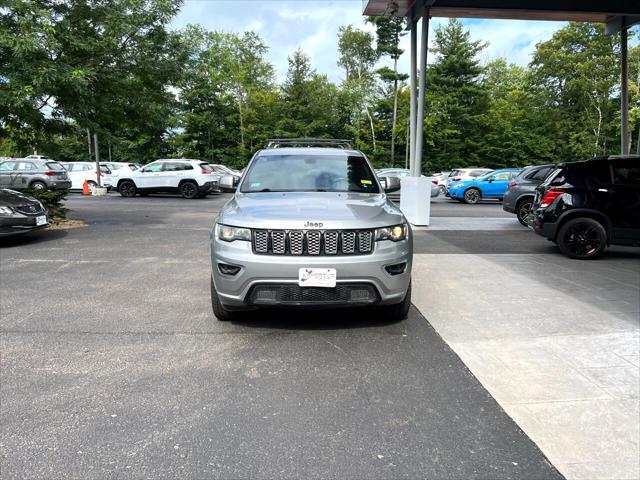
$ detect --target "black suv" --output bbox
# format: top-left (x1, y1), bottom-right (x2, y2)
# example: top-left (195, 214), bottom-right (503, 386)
top-left (532, 156), bottom-right (640, 259)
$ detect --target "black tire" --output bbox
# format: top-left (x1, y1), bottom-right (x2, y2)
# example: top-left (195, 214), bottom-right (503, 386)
top-left (382, 282), bottom-right (411, 320)
top-left (180, 181), bottom-right (199, 199)
top-left (30, 181), bottom-right (47, 190)
top-left (211, 277), bottom-right (236, 321)
top-left (516, 198), bottom-right (534, 227)
top-left (438, 185), bottom-right (446, 196)
top-left (557, 217), bottom-right (607, 259)
top-left (463, 188), bottom-right (481, 204)
top-left (118, 180), bottom-right (137, 197)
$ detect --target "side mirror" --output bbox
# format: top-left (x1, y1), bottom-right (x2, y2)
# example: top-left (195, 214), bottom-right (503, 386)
top-left (382, 176), bottom-right (401, 193)
top-left (220, 174), bottom-right (236, 190)
top-left (487, 178), bottom-right (494, 183)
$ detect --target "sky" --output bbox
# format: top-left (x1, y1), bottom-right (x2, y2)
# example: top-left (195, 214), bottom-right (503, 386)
top-left (169, 0), bottom-right (595, 83)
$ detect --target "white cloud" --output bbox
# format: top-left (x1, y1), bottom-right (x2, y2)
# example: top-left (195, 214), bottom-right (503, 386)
top-left (170, 1), bottom-right (569, 82)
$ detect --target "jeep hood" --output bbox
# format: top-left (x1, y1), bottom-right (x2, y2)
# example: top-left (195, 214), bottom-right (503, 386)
top-left (217, 192), bottom-right (405, 230)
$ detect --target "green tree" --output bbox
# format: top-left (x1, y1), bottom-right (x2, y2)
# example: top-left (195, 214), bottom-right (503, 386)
top-left (337, 25), bottom-right (379, 152)
top-left (425, 18), bottom-right (489, 171)
top-left (367, 15), bottom-right (408, 166)
top-left (530, 22), bottom-right (620, 159)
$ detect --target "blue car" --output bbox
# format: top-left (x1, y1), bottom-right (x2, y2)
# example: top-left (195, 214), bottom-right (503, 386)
top-left (449, 168), bottom-right (522, 204)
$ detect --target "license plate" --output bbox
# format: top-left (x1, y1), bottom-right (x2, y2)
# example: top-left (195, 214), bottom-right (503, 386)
top-left (35, 215), bottom-right (47, 226)
top-left (298, 268), bottom-right (336, 288)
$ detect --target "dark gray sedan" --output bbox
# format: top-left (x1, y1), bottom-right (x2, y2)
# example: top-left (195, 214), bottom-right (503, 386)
top-left (0, 188), bottom-right (49, 237)
top-left (503, 164), bottom-right (556, 226)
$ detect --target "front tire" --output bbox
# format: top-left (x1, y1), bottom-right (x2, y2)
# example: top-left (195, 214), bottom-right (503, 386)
top-left (516, 198), bottom-right (534, 226)
top-left (211, 277), bottom-right (236, 321)
top-left (180, 181), bottom-right (199, 199)
top-left (463, 188), bottom-right (481, 204)
top-left (118, 180), bottom-right (137, 197)
top-left (557, 217), bottom-right (607, 259)
top-left (30, 181), bottom-right (47, 190)
top-left (438, 185), bottom-right (446, 196)
top-left (382, 282), bottom-right (411, 320)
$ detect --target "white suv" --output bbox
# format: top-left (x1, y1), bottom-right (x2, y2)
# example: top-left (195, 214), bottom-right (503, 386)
top-left (61, 162), bottom-right (115, 190)
top-left (116, 159), bottom-right (220, 199)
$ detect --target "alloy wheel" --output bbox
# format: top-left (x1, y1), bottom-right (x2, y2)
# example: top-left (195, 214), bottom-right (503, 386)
top-left (464, 189), bottom-right (480, 204)
top-left (517, 201), bottom-right (533, 226)
top-left (564, 223), bottom-right (603, 257)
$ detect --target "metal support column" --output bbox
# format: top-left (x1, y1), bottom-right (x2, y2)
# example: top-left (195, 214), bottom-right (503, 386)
top-left (409, 19), bottom-right (417, 175)
top-left (621, 25), bottom-right (629, 155)
top-left (414, 13), bottom-right (429, 177)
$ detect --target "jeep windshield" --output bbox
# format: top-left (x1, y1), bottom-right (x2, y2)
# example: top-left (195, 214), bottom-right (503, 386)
top-left (240, 154), bottom-right (380, 193)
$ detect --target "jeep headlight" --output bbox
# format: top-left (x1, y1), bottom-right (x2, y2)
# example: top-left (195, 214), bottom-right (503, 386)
top-left (375, 224), bottom-right (408, 242)
top-left (216, 224), bottom-right (251, 242)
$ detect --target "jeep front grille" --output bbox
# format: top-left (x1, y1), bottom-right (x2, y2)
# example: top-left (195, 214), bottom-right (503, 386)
top-left (252, 229), bottom-right (374, 256)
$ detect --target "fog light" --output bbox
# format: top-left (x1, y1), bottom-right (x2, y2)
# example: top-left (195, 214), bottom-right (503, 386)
top-left (385, 262), bottom-right (406, 276)
top-left (218, 263), bottom-right (241, 276)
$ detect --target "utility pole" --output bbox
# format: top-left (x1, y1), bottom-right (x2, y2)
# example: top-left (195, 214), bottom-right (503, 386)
top-left (93, 133), bottom-right (101, 187)
top-left (87, 129), bottom-right (92, 160)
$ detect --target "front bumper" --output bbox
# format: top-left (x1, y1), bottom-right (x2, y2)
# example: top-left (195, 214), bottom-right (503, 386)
top-left (448, 187), bottom-right (463, 199)
top-left (211, 236), bottom-right (412, 309)
top-left (0, 214), bottom-right (49, 237)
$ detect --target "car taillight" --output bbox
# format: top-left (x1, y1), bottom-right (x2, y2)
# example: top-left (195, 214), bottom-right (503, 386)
top-left (452, 177), bottom-right (461, 182)
top-left (508, 180), bottom-right (517, 188)
top-left (45, 171), bottom-right (56, 176)
top-left (201, 168), bottom-right (211, 174)
top-left (432, 180), bottom-right (438, 185)
top-left (540, 187), bottom-right (566, 208)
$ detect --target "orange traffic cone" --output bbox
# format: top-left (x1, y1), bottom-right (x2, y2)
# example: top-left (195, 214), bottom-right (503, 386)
top-left (82, 180), bottom-right (91, 196)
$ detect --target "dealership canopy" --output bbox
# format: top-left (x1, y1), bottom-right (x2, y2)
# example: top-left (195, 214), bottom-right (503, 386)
top-left (362, 0), bottom-right (640, 177)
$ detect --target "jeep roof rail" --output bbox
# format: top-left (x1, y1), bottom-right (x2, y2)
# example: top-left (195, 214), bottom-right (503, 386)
top-left (265, 138), bottom-right (353, 149)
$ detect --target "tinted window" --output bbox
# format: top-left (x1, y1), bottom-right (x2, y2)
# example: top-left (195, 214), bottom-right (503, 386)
top-left (448, 170), bottom-right (461, 177)
top-left (470, 169), bottom-right (490, 177)
top-left (584, 161), bottom-right (612, 186)
top-left (46, 162), bottom-right (65, 171)
top-left (529, 167), bottom-right (552, 181)
top-left (613, 163), bottom-right (640, 186)
top-left (241, 154), bottom-right (380, 193)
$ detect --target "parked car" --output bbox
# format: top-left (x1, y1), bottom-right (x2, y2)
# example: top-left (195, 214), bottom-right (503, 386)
top-left (116, 159), bottom-right (220, 199)
top-left (375, 168), bottom-right (440, 202)
top-left (210, 164), bottom-right (242, 192)
top-left (503, 164), bottom-right (556, 226)
top-left (0, 188), bottom-right (48, 237)
top-left (432, 171), bottom-right (451, 195)
top-left (0, 158), bottom-right (71, 191)
top-left (448, 168), bottom-right (522, 204)
top-left (532, 156), bottom-right (640, 259)
top-left (100, 162), bottom-right (140, 187)
top-left (445, 168), bottom-right (493, 194)
top-left (210, 140), bottom-right (412, 321)
top-left (60, 162), bottom-right (114, 190)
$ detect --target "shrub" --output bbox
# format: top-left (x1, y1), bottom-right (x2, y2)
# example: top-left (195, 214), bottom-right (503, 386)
top-left (23, 188), bottom-right (68, 222)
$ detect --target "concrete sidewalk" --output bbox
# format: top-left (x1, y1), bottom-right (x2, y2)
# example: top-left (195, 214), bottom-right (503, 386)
top-left (411, 250), bottom-right (639, 480)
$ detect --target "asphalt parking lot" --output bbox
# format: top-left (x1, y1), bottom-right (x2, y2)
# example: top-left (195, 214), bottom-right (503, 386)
top-left (0, 193), bottom-right (566, 479)
top-left (2, 193), bottom-right (636, 478)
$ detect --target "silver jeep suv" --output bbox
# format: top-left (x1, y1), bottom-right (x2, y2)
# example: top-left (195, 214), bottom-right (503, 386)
top-left (209, 140), bottom-right (413, 321)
